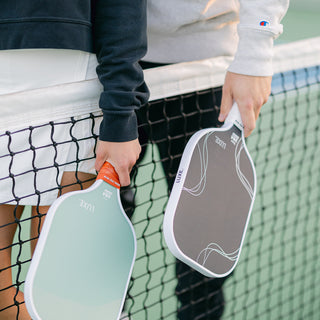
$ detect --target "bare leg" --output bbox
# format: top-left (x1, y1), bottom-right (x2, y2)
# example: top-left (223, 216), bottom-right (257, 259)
top-left (0, 172), bottom-right (95, 320)
top-left (0, 205), bottom-right (30, 320)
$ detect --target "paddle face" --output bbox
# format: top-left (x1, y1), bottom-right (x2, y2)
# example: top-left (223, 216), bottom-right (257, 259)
top-left (25, 163), bottom-right (136, 320)
top-left (163, 104), bottom-right (256, 278)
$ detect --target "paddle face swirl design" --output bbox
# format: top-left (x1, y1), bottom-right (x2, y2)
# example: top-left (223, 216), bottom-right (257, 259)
top-left (164, 103), bottom-right (256, 278)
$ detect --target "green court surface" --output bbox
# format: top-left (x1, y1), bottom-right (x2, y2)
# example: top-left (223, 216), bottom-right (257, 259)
top-left (277, 0), bottom-right (320, 44)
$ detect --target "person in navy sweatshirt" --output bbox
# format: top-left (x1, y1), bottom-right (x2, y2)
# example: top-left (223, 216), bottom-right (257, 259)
top-left (0, 1), bottom-right (148, 319)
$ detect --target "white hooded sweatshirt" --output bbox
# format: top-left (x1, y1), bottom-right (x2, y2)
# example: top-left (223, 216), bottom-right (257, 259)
top-left (144, 0), bottom-right (290, 76)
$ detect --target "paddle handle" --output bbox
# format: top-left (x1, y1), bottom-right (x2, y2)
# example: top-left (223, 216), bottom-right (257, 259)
top-left (97, 162), bottom-right (121, 189)
top-left (223, 103), bottom-right (244, 130)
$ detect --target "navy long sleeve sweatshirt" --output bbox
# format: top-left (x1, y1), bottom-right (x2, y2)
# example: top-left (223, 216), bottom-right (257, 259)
top-left (0, 0), bottom-right (149, 142)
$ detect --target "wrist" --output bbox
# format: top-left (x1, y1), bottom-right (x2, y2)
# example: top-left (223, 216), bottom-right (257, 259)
top-left (99, 112), bottom-right (138, 142)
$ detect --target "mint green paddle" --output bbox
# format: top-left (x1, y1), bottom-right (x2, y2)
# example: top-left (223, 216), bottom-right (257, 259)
top-left (25, 162), bottom-right (136, 320)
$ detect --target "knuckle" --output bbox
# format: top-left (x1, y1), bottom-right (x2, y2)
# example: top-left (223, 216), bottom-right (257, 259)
top-left (222, 83), bottom-right (228, 92)
top-left (117, 160), bottom-right (129, 171)
top-left (95, 151), bottom-right (104, 161)
top-left (243, 100), bottom-right (254, 111)
top-left (137, 146), bottom-right (142, 158)
top-left (244, 119), bottom-right (256, 133)
top-left (247, 122), bottom-right (256, 132)
top-left (121, 178), bottom-right (130, 187)
top-left (118, 157), bottom-right (136, 172)
top-left (257, 97), bottom-right (265, 107)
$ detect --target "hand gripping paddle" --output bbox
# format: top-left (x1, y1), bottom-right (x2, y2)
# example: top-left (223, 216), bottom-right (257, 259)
top-left (163, 103), bottom-right (256, 278)
top-left (25, 162), bottom-right (136, 320)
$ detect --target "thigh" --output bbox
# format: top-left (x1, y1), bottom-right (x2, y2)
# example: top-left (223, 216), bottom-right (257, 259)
top-left (0, 205), bottom-right (24, 253)
top-left (0, 205), bottom-right (24, 293)
top-left (0, 113), bottom-right (101, 207)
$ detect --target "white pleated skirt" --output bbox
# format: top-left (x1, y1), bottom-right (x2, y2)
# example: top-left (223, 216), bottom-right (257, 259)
top-left (0, 49), bottom-right (103, 205)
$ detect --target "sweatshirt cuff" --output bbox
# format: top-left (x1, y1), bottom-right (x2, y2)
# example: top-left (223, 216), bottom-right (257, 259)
top-left (227, 28), bottom-right (275, 77)
top-left (99, 112), bottom-right (138, 142)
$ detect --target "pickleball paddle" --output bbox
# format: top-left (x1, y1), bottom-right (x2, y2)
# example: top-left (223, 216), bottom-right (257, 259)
top-left (25, 162), bottom-right (136, 320)
top-left (163, 103), bottom-right (256, 278)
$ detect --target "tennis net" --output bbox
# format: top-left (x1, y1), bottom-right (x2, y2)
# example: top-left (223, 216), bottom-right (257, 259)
top-left (0, 37), bottom-right (320, 319)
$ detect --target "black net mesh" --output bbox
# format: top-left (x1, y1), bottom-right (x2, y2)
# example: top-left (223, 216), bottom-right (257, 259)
top-left (0, 63), bottom-right (319, 319)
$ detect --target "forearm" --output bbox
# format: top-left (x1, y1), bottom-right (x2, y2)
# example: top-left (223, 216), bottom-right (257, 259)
top-left (93, 0), bottom-right (149, 142)
top-left (92, 0), bottom-right (149, 184)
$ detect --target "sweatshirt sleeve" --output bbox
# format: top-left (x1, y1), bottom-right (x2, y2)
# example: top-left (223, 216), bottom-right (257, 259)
top-left (228, 0), bottom-right (290, 76)
top-left (93, 0), bottom-right (149, 142)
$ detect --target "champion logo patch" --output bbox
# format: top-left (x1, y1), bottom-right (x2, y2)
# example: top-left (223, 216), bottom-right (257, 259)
top-left (260, 20), bottom-right (270, 27)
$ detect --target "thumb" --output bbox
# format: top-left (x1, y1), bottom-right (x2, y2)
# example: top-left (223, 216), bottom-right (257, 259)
top-left (95, 156), bottom-right (106, 173)
top-left (95, 142), bottom-right (107, 172)
top-left (218, 89), bottom-right (233, 123)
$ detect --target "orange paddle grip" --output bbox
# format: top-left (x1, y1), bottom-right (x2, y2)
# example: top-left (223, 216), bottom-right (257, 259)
top-left (97, 162), bottom-right (120, 189)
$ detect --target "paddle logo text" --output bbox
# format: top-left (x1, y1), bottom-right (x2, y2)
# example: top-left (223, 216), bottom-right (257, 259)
top-left (231, 132), bottom-right (240, 145)
top-left (103, 189), bottom-right (112, 199)
top-left (79, 199), bottom-right (95, 213)
top-left (215, 136), bottom-right (226, 150)
top-left (176, 169), bottom-right (184, 183)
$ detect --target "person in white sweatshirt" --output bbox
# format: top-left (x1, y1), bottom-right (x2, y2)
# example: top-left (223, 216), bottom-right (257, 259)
top-left (144, 0), bottom-right (289, 137)
top-left (139, 0), bottom-right (290, 319)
